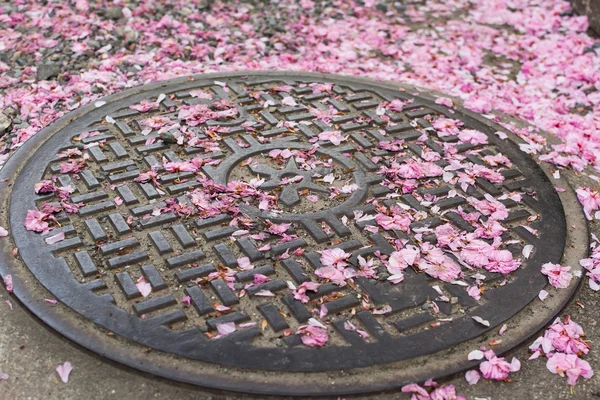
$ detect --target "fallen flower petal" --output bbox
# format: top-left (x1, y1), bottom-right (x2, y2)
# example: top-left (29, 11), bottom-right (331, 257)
top-left (135, 279), bottom-right (152, 298)
top-left (576, 188), bottom-right (600, 220)
top-left (541, 263), bottom-right (573, 289)
top-left (435, 97), bottom-right (454, 107)
top-left (472, 316), bottom-right (490, 327)
top-left (56, 362), bottom-right (72, 383)
top-left (24, 210), bottom-right (50, 233)
top-left (296, 325), bottom-right (328, 347)
top-left (546, 353), bottom-right (593, 386)
top-left (216, 322), bottom-right (236, 337)
top-left (44, 232), bottom-right (65, 244)
top-left (465, 370), bottom-right (480, 385)
top-left (480, 349), bottom-right (520, 381)
top-left (3, 275), bottom-right (13, 294)
top-left (468, 349), bottom-right (485, 360)
top-left (181, 296), bottom-right (191, 307)
top-left (254, 290), bottom-right (275, 297)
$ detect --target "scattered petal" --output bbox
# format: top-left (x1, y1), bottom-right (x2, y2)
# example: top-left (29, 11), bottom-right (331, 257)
top-left (472, 316), bottom-right (490, 327)
top-left (468, 349), bottom-right (485, 360)
top-left (465, 370), bottom-right (480, 385)
top-left (56, 362), bottom-right (73, 383)
top-left (44, 232), bottom-right (65, 244)
top-left (216, 322), bottom-right (236, 337)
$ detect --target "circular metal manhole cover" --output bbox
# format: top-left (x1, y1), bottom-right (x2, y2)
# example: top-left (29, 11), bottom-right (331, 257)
top-left (0, 72), bottom-right (587, 396)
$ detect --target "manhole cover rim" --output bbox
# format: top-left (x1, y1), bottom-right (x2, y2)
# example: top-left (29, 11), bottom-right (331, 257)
top-left (0, 71), bottom-right (588, 396)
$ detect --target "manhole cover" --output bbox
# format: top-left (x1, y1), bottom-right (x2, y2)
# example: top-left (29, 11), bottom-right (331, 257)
top-left (0, 72), bottom-right (587, 396)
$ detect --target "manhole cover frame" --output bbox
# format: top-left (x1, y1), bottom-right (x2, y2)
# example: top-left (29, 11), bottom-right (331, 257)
top-left (0, 71), bottom-right (588, 396)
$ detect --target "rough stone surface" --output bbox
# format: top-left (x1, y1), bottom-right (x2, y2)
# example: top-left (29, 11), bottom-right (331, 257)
top-left (104, 7), bottom-right (124, 20)
top-left (0, 113), bottom-right (11, 137)
top-left (571, 0), bottom-right (600, 33)
top-left (36, 63), bottom-right (60, 81)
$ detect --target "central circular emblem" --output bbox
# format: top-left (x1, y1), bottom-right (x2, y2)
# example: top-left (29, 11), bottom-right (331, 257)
top-left (223, 142), bottom-right (368, 218)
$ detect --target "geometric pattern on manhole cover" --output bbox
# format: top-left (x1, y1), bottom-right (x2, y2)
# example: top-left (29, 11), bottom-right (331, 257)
top-left (0, 72), bottom-right (583, 393)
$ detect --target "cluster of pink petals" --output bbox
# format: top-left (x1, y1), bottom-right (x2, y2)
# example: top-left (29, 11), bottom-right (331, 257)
top-left (457, 129), bottom-right (488, 145)
top-left (34, 180), bottom-right (73, 201)
top-left (541, 262), bottom-right (574, 289)
top-left (292, 281), bottom-right (320, 303)
top-left (23, 209), bottom-right (53, 233)
top-left (401, 380), bottom-right (465, 400)
top-left (135, 170), bottom-right (160, 185)
top-left (432, 117), bottom-right (463, 136)
top-left (530, 317), bottom-right (594, 386)
top-left (380, 158), bottom-right (444, 180)
top-left (130, 99), bottom-right (160, 113)
top-left (375, 210), bottom-right (412, 232)
top-left (464, 348), bottom-right (520, 384)
top-left (316, 130), bottom-right (346, 145)
top-left (580, 234), bottom-right (600, 290)
top-left (59, 157), bottom-right (87, 174)
top-left (467, 196), bottom-right (509, 220)
top-left (319, 248), bottom-right (350, 268)
top-left (576, 188), bottom-right (600, 220)
top-left (434, 223), bottom-right (520, 275)
top-left (316, 248), bottom-right (354, 286)
top-left (530, 317), bottom-right (590, 357)
top-left (479, 349), bottom-right (521, 381)
top-left (141, 115), bottom-right (171, 129)
top-left (177, 104), bottom-right (237, 126)
top-left (296, 324), bottom-right (328, 347)
top-left (386, 246), bottom-right (419, 283)
top-left (546, 353), bottom-right (594, 386)
top-left (163, 160), bottom-right (199, 173)
top-left (309, 106), bottom-right (339, 123)
top-left (417, 244), bottom-right (462, 282)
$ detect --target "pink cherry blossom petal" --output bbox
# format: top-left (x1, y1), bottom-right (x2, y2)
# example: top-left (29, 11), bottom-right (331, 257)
top-left (136, 280), bottom-right (152, 298)
top-left (546, 353), bottom-right (594, 386)
top-left (296, 325), bottom-right (328, 347)
top-left (468, 349), bottom-right (484, 360)
top-left (44, 232), bottom-right (65, 244)
top-left (541, 263), bottom-right (573, 289)
top-left (56, 362), bottom-right (73, 383)
top-left (465, 370), bottom-right (480, 385)
top-left (254, 290), bottom-right (275, 297)
top-left (216, 322), bottom-right (236, 337)
top-left (3, 275), bottom-right (13, 294)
